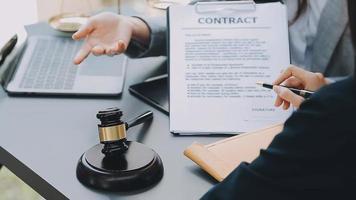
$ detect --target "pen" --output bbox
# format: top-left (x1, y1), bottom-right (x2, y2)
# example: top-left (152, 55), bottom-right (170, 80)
top-left (0, 35), bottom-right (18, 66)
top-left (144, 74), bottom-right (168, 82)
top-left (256, 81), bottom-right (314, 98)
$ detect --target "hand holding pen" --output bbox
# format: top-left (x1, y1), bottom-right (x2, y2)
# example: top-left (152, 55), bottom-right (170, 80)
top-left (259, 66), bottom-right (330, 109)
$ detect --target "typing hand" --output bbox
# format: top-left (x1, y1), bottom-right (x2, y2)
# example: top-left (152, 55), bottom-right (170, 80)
top-left (72, 12), bottom-right (150, 64)
top-left (272, 65), bottom-right (329, 109)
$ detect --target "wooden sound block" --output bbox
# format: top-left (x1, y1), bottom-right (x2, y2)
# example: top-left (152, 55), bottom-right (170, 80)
top-left (76, 141), bottom-right (164, 192)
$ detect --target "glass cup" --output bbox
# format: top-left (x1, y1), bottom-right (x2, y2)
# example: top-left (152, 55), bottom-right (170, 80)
top-left (147, 0), bottom-right (186, 10)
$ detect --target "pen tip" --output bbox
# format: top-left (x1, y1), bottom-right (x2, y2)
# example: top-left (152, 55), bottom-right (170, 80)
top-left (256, 81), bottom-right (263, 86)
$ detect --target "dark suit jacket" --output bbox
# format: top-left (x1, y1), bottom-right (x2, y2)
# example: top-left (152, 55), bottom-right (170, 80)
top-left (202, 77), bottom-right (356, 200)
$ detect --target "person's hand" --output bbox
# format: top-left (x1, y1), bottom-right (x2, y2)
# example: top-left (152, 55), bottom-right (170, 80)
top-left (72, 12), bottom-right (150, 65)
top-left (272, 65), bottom-right (330, 109)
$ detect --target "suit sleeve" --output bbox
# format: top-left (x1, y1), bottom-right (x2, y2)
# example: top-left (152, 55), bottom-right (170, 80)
top-left (201, 80), bottom-right (356, 200)
top-left (124, 0), bottom-right (216, 58)
top-left (125, 16), bottom-right (167, 58)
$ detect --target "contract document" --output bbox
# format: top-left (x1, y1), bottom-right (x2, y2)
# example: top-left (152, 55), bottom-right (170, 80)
top-left (168, 1), bottom-right (292, 135)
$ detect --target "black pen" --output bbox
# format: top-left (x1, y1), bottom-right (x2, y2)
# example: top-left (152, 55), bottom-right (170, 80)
top-left (256, 81), bottom-right (314, 98)
top-left (0, 35), bottom-right (18, 66)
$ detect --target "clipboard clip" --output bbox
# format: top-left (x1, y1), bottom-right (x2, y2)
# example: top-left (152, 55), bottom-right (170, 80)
top-left (195, 1), bottom-right (256, 14)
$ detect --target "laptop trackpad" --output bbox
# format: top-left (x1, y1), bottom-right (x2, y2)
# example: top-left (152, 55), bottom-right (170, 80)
top-left (78, 54), bottom-right (125, 77)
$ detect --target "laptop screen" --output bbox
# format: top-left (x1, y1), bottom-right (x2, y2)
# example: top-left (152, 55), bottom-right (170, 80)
top-left (0, 147), bottom-right (68, 200)
top-left (0, 166), bottom-right (45, 199)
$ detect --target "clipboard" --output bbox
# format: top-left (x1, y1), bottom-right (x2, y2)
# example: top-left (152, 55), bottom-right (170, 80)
top-left (183, 123), bottom-right (283, 182)
top-left (167, 1), bottom-right (255, 135)
top-left (167, 1), bottom-right (290, 135)
top-left (194, 1), bottom-right (257, 14)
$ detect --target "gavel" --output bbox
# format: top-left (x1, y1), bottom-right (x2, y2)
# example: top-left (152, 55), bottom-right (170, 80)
top-left (76, 108), bottom-right (163, 192)
top-left (97, 108), bottom-right (153, 155)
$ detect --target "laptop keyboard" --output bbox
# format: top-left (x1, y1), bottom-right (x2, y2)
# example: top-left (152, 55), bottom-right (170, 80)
top-left (19, 37), bottom-right (81, 90)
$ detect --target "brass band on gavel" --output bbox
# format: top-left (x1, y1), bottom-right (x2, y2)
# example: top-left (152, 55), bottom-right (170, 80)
top-left (98, 124), bottom-right (126, 143)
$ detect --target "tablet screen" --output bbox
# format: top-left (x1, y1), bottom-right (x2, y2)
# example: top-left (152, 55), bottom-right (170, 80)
top-left (129, 76), bottom-right (169, 115)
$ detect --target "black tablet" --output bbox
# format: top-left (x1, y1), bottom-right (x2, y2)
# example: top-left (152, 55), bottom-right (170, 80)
top-left (129, 76), bottom-right (169, 115)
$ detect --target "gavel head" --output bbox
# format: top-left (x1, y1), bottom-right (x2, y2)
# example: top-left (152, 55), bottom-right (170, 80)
top-left (96, 108), bottom-right (128, 156)
top-left (97, 107), bottom-right (124, 127)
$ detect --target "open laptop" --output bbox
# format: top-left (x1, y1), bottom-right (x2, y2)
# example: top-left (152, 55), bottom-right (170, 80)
top-left (3, 35), bottom-right (127, 96)
top-left (0, 146), bottom-right (68, 199)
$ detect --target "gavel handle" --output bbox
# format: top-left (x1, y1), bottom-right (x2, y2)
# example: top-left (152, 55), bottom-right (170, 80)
top-left (125, 111), bottom-right (154, 129)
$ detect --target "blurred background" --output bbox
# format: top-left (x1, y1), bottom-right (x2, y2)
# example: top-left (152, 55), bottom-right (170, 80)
top-left (0, 0), bottom-right (190, 46)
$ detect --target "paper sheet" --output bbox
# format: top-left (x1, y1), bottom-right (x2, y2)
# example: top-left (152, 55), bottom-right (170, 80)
top-left (169, 2), bottom-right (292, 134)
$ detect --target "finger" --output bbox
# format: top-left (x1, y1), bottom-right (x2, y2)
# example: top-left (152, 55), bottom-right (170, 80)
top-left (107, 40), bottom-right (126, 56)
top-left (115, 26), bottom-right (131, 52)
top-left (273, 86), bottom-right (305, 108)
top-left (72, 22), bottom-right (94, 40)
top-left (282, 77), bottom-right (304, 89)
top-left (107, 45), bottom-right (119, 56)
top-left (273, 65), bottom-right (312, 86)
top-left (116, 40), bottom-right (127, 53)
top-left (103, 46), bottom-right (114, 57)
top-left (73, 43), bottom-right (91, 65)
top-left (282, 101), bottom-right (290, 110)
top-left (274, 96), bottom-right (283, 107)
top-left (91, 45), bottom-right (105, 56)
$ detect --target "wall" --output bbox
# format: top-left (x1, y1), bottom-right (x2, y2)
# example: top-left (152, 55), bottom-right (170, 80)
top-left (36, 0), bottom-right (118, 21)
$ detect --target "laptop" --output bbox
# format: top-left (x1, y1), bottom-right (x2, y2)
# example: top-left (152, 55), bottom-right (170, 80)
top-left (2, 35), bottom-right (126, 96)
top-left (0, 146), bottom-right (68, 199)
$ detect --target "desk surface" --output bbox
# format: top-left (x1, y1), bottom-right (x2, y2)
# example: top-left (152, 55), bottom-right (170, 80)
top-left (0, 55), bottom-right (227, 199)
top-left (0, 1), bottom-right (228, 199)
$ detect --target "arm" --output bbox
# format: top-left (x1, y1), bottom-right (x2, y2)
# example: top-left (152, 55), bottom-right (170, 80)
top-left (202, 78), bottom-right (356, 199)
top-left (125, 16), bottom-right (167, 58)
top-left (72, 0), bottom-right (233, 62)
top-left (72, 0), bottom-right (283, 62)
top-left (72, 13), bottom-right (168, 64)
